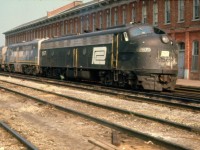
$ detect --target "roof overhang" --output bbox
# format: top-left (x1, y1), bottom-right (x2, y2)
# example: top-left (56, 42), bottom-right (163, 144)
top-left (4, 0), bottom-right (134, 35)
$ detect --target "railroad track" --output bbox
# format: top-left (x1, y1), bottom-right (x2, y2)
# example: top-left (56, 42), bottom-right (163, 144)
top-left (0, 79), bottom-right (199, 149)
top-left (0, 121), bottom-right (38, 150)
top-left (0, 72), bottom-right (199, 111)
top-left (174, 86), bottom-right (200, 99)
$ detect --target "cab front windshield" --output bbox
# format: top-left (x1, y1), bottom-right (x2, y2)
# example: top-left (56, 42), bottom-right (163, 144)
top-left (128, 26), bottom-right (165, 38)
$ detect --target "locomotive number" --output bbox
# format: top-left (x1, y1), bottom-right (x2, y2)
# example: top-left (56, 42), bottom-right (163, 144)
top-left (92, 47), bottom-right (107, 65)
top-left (161, 51), bottom-right (169, 57)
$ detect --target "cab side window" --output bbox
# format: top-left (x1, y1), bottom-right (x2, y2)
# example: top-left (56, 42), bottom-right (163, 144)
top-left (120, 32), bottom-right (129, 42)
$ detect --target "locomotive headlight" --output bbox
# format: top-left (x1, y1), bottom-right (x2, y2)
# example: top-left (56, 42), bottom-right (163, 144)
top-left (161, 35), bottom-right (170, 44)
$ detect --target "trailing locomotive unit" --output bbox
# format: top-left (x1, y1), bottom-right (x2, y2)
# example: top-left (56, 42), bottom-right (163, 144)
top-left (0, 46), bottom-right (7, 71)
top-left (0, 46), bottom-right (3, 70)
top-left (40, 24), bottom-right (178, 91)
top-left (2, 39), bottom-right (45, 74)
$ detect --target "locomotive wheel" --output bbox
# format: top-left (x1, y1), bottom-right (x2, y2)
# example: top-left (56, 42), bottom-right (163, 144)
top-left (10, 65), bottom-right (15, 72)
top-left (32, 67), bottom-right (37, 76)
top-left (103, 74), bottom-right (112, 86)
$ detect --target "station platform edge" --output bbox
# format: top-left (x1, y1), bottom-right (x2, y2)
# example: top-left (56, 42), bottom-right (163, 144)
top-left (176, 79), bottom-right (200, 88)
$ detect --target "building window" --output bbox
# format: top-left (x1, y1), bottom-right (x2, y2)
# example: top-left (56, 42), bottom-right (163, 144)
top-left (178, 0), bottom-right (184, 22)
top-left (80, 17), bottom-right (84, 33)
top-left (92, 14), bottom-right (96, 31)
top-left (193, 0), bottom-right (200, 20)
top-left (179, 42), bottom-right (185, 50)
top-left (70, 20), bottom-right (73, 34)
top-left (65, 22), bottom-right (68, 34)
top-left (86, 15), bottom-right (89, 31)
top-left (153, 2), bottom-right (158, 25)
top-left (106, 10), bottom-right (111, 28)
top-left (114, 8), bottom-right (118, 26)
top-left (165, 0), bottom-right (171, 23)
top-left (132, 4), bottom-right (136, 23)
top-left (122, 6), bottom-right (127, 24)
top-left (99, 12), bottom-right (103, 29)
top-left (53, 25), bottom-right (56, 36)
top-left (60, 22), bottom-right (64, 36)
top-left (191, 40), bottom-right (199, 71)
top-left (75, 19), bottom-right (78, 33)
top-left (142, 4), bottom-right (147, 23)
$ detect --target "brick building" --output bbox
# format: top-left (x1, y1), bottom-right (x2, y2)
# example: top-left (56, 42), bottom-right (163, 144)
top-left (3, 0), bottom-right (200, 80)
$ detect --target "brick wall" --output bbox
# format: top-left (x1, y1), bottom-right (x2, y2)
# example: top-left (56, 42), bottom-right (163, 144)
top-left (5, 0), bottom-right (200, 79)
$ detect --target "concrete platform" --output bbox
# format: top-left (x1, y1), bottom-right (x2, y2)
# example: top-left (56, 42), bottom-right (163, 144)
top-left (176, 79), bottom-right (200, 88)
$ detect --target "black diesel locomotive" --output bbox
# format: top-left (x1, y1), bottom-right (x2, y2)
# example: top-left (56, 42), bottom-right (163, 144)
top-left (1, 24), bottom-right (178, 91)
top-left (40, 24), bottom-right (178, 91)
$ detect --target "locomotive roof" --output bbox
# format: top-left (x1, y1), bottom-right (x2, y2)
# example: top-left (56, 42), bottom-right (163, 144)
top-left (43, 24), bottom-right (152, 43)
top-left (7, 39), bottom-right (45, 48)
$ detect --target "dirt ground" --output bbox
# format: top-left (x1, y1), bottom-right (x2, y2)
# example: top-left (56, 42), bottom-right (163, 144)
top-left (0, 77), bottom-right (164, 150)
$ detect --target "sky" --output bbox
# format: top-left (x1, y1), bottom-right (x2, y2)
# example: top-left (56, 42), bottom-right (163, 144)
top-left (0, 0), bottom-right (91, 46)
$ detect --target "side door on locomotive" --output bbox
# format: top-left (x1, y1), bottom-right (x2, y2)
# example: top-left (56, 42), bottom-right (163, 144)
top-left (112, 31), bottom-right (130, 84)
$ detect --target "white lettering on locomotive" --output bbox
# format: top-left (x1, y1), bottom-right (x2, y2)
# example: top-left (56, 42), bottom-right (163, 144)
top-left (161, 50), bottom-right (170, 57)
top-left (92, 47), bottom-right (107, 65)
top-left (137, 47), bottom-right (151, 52)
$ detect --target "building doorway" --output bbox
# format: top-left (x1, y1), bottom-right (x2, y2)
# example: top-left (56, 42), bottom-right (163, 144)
top-left (178, 42), bottom-right (185, 78)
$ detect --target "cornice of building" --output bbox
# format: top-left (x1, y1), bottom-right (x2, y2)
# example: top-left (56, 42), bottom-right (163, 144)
top-left (4, 0), bottom-right (134, 35)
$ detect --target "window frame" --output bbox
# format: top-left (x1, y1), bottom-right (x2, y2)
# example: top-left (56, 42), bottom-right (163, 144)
top-left (165, 0), bottom-right (171, 24)
top-left (106, 10), bottom-right (111, 28)
top-left (80, 17), bottom-right (84, 33)
top-left (122, 6), bottom-right (127, 24)
top-left (178, 0), bottom-right (185, 22)
top-left (153, 2), bottom-right (158, 26)
top-left (114, 8), bottom-right (118, 26)
top-left (99, 12), bottom-right (103, 29)
top-left (193, 0), bottom-right (200, 20)
top-left (92, 13), bottom-right (96, 32)
top-left (132, 4), bottom-right (136, 23)
top-left (75, 19), bottom-right (78, 33)
top-left (65, 21), bottom-right (68, 35)
top-left (142, 4), bottom-right (147, 24)
top-left (191, 40), bottom-right (199, 71)
top-left (86, 15), bottom-right (89, 31)
top-left (70, 20), bottom-right (73, 34)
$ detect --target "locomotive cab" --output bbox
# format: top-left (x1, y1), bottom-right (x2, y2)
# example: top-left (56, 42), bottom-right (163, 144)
top-left (117, 25), bottom-right (178, 91)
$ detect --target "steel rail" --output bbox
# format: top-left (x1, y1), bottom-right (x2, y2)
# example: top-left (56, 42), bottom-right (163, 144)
top-left (0, 73), bottom-right (200, 109)
top-left (0, 121), bottom-right (38, 150)
top-left (176, 85), bottom-right (200, 91)
top-left (0, 85), bottom-right (192, 150)
top-left (0, 80), bottom-right (199, 134)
